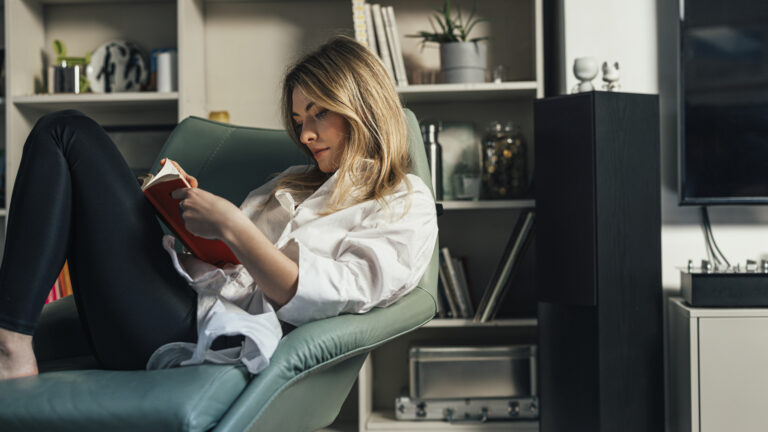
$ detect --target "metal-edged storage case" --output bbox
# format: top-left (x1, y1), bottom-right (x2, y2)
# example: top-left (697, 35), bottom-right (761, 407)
top-left (409, 345), bottom-right (537, 399)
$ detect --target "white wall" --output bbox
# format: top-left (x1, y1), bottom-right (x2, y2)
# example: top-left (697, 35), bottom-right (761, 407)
top-left (560, 0), bottom-right (658, 95)
top-left (557, 0), bottom-right (768, 293)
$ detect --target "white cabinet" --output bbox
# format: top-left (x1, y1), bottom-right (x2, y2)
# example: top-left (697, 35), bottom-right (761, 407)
top-left (668, 297), bottom-right (768, 432)
top-left (2, 1), bottom-right (543, 430)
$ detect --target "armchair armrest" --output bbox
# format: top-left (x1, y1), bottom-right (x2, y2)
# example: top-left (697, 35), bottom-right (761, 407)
top-left (213, 243), bottom-right (439, 431)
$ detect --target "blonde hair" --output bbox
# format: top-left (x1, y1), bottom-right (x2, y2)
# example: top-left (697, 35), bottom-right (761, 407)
top-left (279, 36), bottom-right (411, 214)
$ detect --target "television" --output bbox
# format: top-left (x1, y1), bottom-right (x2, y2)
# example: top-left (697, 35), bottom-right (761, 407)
top-left (679, 0), bottom-right (768, 204)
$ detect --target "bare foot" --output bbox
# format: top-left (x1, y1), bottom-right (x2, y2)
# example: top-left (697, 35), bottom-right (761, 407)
top-left (0, 328), bottom-right (38, 380)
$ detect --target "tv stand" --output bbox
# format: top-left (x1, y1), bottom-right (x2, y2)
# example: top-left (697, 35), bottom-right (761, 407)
top-left (668, 297), bottom-right (768, 431)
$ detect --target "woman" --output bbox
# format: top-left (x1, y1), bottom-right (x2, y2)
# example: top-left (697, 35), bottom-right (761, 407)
top-left (0, 36), bottom-right (438, 380)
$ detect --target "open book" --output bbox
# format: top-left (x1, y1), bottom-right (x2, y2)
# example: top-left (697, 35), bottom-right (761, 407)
top-left (141, 160), bottom-right (240, 267)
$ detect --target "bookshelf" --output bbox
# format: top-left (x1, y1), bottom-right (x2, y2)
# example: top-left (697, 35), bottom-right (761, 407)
top-left (1, 0), bottom-right (543, 431)
top-left (360, 1), bottom-right (543, 428)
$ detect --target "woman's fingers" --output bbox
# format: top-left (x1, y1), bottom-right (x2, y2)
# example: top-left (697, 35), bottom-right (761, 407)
top-left (162, 158), bottom-right (199, 188)
top-left (171, 188), bottom-right (190, 201)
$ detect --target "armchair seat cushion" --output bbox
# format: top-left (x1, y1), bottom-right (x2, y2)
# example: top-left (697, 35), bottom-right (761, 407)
top-left (0, 365), bottom-right (248, 432)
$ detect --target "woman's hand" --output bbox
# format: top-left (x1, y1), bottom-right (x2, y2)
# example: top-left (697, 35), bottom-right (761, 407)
top-left (161, 158), bottom-right (199, 188)
top-left (171, 187), bottom-right (246, 240)
top-left (171, 184), bottom-right (299, 307)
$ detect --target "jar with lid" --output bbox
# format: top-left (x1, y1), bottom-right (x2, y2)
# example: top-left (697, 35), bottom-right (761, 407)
top-left (480, 121), bottom-right (528, 199)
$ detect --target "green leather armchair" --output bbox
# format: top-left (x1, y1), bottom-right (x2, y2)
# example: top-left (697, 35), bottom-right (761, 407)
top-left (0, 109), bottom-right (438, 431)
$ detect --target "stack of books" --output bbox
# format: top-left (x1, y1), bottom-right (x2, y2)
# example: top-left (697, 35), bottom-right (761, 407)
top-left (351, 0), bottom-right (408, 86)
top-left (437, 210), bottom-right (535, 322)
top-left (45, 261), bottom-right (73, 304)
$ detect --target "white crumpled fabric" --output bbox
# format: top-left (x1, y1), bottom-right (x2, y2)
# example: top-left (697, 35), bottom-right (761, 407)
top-left (146, 236), bottom-right (282, 375)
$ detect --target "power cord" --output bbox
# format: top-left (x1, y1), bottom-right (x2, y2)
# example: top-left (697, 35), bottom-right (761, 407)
top-left (701, 207), bottom-right (730, 268)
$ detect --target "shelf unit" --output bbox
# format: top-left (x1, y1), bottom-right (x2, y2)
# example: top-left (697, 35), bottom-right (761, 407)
top-left (424, 318), bottom-right (537, 328)
top-left (2, 1), bottom-right (543, 431)
top-left (365, 411), bottom-right (538, 431)
top-left (439, 199), bottom-right (535, 210)
top-left (397, 81), bottom-right (539, 102)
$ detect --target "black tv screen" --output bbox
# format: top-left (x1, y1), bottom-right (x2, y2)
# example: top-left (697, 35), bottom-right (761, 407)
top-left (679, 0), bottom-right (768, 204)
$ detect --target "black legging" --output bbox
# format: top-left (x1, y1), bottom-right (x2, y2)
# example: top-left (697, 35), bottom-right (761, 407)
top-left (0, 110), bottom-right (197, 370)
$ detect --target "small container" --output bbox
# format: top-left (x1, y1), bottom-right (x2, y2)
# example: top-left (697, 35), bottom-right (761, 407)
top-left (52, 63), bottom-right (82, 94)
top-left (421, 122), bottom-right (443, 200)
top-left (480, 121), bottom-right (528, 199)
top-left (409, 345), bottom-right (536, 400)
top-left (208, 110), bottom-right (230, 124)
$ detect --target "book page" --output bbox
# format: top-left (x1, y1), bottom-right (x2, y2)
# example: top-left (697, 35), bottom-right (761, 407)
top-left (141, 160), bottom-right (190, 191)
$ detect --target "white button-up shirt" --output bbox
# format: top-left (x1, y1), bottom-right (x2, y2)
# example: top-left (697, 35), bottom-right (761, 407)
top-left (147, 166), bottom-right (438, 374)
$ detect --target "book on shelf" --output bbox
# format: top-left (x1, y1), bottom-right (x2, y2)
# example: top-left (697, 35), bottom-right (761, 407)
top-left (452, 256), bottom-right (475, 317)
top-left (141, 160), bottom-right (240, 267)
top-left (440, 247), bottom-right (474, 318)
top-left (362, 3), bottom-right (378, 53)
top-left (59, 261), bottom-right (73, 297)
top-left (370, 3), bottom-right (395, 83)
top-left (351, 0), bottom-right (368, 46)
top-left (382, 6), bottom-right (408, 86)
top-left (474, 210), bottom-right (535, 322)
top-left (353, 2), bottom-right (408, 86)
top-left (434, 279), bottom-right (448, 318)
top-left (45, 280), bottom-right (61, 304)
top-left (437, 258), bottom-right (460, 318)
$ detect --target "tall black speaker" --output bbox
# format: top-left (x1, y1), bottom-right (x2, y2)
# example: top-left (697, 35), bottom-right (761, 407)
top-left (534, 92), bottom-right (663, 432)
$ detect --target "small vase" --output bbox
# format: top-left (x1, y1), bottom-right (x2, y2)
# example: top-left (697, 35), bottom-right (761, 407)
top-left (440, 41), bottom-right (488, 83)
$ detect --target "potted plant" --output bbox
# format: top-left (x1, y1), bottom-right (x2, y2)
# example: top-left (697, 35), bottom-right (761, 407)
top-left (409, 0), bottom-right (489, 83)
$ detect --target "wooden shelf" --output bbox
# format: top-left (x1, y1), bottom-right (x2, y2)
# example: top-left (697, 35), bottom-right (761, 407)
top-left (37, 0), bottom-right (174, 4)
top-left (397, 82), bottom-right (538, 103)
top-left (13, 93), bottom-right (179, 111)
top-left (366, 411), bottom-right (538, 431)
top-left (424, 318), bottom-right (537, 328)
top-left (439, 200), bottom-right (535, 210)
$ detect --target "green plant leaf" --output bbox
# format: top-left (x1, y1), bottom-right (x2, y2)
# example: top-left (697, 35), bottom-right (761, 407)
top-left (53, 39), bottom-right (66, 59)
top-left (465, 16), bottom-right (488, 39)
top-left (432, 14), bottom-right (447, 37)
top-left (410, 0), bottom-right (486, 45)
top-left (466, 3), bottom-right (477, 28)
top-left (444, 0), bottom-right (455, 37)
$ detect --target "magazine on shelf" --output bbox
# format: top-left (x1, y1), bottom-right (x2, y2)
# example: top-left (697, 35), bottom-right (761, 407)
top-left (474, 210), bottom-right (535, 322)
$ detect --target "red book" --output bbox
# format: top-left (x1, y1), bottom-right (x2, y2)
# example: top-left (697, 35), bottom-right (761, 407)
top-left (141, 160), bottom-right (240, 267)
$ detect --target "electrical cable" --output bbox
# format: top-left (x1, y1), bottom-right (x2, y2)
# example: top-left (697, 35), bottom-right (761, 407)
top-left (700, 207), bottom-right (717, 266)
top-left (702, 207), bottom-right (731, 268)
top-left (705, 208), bottom-right (729, 267)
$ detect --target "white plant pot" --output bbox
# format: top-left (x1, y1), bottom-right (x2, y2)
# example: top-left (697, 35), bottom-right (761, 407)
top-left (440, 42), bottom-right (488, 84)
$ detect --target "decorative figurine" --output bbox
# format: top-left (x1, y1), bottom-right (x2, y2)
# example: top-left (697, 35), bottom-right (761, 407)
top-left (602, 61), bottom-right (621, 91)
top-left (571, 57), bottom-right (599, 93)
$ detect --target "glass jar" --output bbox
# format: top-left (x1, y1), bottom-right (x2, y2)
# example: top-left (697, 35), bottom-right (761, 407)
top-left (480, 121), bottom-right (528, 199)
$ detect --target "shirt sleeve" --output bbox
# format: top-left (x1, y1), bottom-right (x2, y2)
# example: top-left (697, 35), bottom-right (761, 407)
top-left (276, 177), bottom-right (438, 326)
